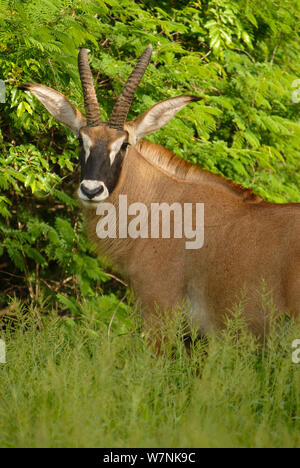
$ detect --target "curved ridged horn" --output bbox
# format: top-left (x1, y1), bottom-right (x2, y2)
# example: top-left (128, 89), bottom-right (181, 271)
top-left (109, 45), bottom-right (153, 130)
top-left (78, 48), bottom-right (101, 126)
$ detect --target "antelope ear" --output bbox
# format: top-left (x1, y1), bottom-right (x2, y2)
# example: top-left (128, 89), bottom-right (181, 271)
top-left (19, 83), bottom-right (86, 136)
top-left (124, 95), bottom-right (201, 144)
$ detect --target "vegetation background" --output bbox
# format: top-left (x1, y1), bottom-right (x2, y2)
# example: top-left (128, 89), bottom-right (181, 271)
top-left (0, 0), bottom-right (299, 448)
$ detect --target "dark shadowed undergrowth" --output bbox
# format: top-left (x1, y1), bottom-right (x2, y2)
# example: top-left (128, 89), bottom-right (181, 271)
top-left (0, 300), bottom-right (299, 448)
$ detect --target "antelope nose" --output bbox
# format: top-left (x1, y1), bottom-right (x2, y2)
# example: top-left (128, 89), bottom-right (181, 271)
top-left (80, 182), bottom-right (104, 200)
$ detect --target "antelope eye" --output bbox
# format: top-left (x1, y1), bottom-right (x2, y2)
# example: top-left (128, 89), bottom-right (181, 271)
top-left (121, 141), bottom-right (129, 150)
top-left (78, 136), bottom-right (83, 145)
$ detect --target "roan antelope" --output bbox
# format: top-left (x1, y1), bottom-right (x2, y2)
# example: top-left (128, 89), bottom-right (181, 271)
top-left (20, 46), bottom-right (300, 349)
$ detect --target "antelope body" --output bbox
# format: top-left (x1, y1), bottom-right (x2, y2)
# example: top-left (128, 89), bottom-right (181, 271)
top-left (21, 46), bottom-right (300, 347)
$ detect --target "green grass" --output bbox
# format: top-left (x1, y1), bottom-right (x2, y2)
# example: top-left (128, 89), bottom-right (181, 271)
top-left (0, 304), bottom-right (299, 448)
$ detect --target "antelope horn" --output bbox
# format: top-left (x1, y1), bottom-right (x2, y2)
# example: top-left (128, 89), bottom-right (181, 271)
top-left (78, 48), bottom-right (101, 127)
top-left (109, 45), bottom-right (153, 130)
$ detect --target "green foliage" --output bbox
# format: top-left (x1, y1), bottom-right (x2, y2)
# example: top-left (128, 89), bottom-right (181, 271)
top-left (0, 0), bottom-right (300, 311)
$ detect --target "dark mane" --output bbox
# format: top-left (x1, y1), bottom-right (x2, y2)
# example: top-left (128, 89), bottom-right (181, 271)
top-left (136, 140), bottom-right (262, 203)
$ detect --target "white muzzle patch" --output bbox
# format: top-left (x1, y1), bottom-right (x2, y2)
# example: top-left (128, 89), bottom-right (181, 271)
top-left (78, 180), bottom-right (109, 202)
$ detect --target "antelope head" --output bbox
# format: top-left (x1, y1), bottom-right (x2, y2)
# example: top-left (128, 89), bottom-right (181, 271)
top-left (20, 46), bottom-right (200, 203)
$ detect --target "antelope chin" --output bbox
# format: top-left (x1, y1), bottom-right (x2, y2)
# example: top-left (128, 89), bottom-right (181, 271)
top-left (79, 199), bottom-right (101, 209)
top-left (77, 186), bottom-right (110, 207)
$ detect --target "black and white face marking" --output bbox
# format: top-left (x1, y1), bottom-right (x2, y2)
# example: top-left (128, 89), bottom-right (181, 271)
top-left (77, 126), bottom-right (128, 203)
